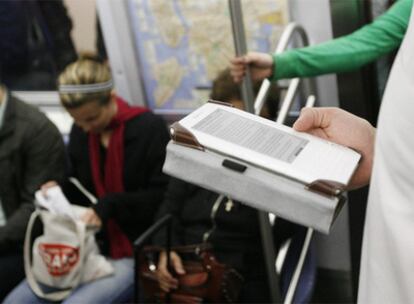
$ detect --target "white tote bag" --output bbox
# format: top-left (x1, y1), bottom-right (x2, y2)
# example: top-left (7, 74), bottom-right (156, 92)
top-left (24, 184), bottom-right (114, 301)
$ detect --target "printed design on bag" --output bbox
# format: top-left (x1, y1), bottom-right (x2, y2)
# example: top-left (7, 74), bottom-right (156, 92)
top-left (38, 243), bottom-right (80, 276)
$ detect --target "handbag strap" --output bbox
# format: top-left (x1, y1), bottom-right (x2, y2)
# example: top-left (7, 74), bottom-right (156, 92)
top-left (24, 209), bottom-right (87, 301)
top-left (202, 194), bottom-right (225, 242)
top-left (170, 243), bottom-right (213, 254)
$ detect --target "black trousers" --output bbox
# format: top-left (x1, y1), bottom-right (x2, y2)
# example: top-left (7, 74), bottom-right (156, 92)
top-left (0, 253), bottom-right (25, 301)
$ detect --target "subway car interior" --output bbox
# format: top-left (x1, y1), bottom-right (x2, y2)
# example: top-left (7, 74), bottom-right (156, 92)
top-left (0, 0), bottom-right (402, 303)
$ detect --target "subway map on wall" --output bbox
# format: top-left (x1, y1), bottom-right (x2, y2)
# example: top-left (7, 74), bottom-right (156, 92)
top-left (128, 0), bottom-right (288, 113)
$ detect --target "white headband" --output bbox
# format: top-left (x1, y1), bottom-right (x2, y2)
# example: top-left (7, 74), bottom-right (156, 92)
top-left (58, 79), bottom-right (113, 94)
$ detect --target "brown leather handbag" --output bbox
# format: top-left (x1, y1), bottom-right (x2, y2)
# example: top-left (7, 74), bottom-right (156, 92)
top-left (139, 243), bottom-right (244, 303)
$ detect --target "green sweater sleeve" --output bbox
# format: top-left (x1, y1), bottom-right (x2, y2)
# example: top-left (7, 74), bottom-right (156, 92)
top-left (272, 0), bottom-right (412, 80)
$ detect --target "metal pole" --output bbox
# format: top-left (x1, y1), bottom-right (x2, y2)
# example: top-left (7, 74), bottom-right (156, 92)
top-left (257, 211), bottom-right (282, 303)
top-left (229, 1), bottom-right (281, 302)
top-left (283, 229), bottom-right (314, 304)
top-left (254, 22), bottom-right (317, 115)
top-left (228, 0), bottom-right (255, 114)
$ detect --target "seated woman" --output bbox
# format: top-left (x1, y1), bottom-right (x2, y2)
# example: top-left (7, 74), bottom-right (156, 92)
top-left (5, 56), bottom-right (170, 303)
top-left (151, 69), bottom-right (303, 303)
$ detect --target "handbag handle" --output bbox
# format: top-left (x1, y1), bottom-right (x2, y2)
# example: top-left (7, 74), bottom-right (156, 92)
top-left (143, 243), bottom-right (212, 255)
top-left (24, 209), bottom-right (87, 301)
top-left (134, 214), bottom-right (173, 302)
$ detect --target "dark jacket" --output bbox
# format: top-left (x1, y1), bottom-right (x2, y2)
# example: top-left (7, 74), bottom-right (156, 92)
top-left (0, 1), bottom-right (29, 72)
top-left (153, 179), bottom-right (305, 287)
top-left (152, 178), bottom-right (306, 302)
top-left (63, 111), bottom-right (170, 255)
top-left (0, 1), bottom-right (77, 89)
top-left (35, 0), bottom-right (77, 72)
top-left (153, 178), bottom-right (270, 278)
top-left (0, 92), bottom-right (65, 254)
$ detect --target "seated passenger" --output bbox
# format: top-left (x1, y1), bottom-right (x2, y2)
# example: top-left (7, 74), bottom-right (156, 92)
top-left (0, 77), bottom-right (65, 300)
top-left (5, 56), bottom-right (170, 303)
top-left (151, 69), bottom-right (303, 303)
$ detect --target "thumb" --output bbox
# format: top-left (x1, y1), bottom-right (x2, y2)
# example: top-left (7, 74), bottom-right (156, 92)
top-left (171, 253), bottom-right (186, 275)
top-left (244, 51), bottom-right (262, 64)
top-left (41, 181), bottom-right (58, 197)
top-left (243, 53), bottom-right (254, 64)
top-left (293, 108), bottom-right (328, 132)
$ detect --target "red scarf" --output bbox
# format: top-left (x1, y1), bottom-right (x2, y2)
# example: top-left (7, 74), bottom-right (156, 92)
top-left (89, 97), bottom-right (148, 259)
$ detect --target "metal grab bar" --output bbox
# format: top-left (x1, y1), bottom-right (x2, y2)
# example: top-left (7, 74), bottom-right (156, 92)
top-left (283, 87), bottom-right (315, 304)
top-left (275, 23), bottom-right (309, 54)
top-left (266, 22), bottom-right (317, 304)
top-left (229, 0), bottom-right (255, 113)
top-left (254, 22), bottom-right (317, 121)
top-left (284, 228), bottom-right (314, 304)
top-left (228, 4), bottom-right (317, 303)
top-left (228, 1), bottom-right (281, 302)
top-left (276, 78), bottom-right (300, 124)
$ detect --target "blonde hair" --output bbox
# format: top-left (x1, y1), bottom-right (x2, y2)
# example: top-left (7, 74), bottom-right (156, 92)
top-left (58, 56), bottom-right (112, 109)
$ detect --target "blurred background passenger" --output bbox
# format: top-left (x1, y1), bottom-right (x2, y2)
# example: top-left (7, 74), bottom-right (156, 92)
top-left (5, 56), bottom-right (170, 303)
top-left (0, 74), bottom-right (65, 300)
top-left (151, 68), bottom-right (304, 303)
top-left (0, 0), bottom-right (77, 90)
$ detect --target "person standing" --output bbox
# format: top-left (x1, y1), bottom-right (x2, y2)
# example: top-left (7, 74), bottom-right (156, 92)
top-left (252, 2), bottom-right (414, 302)
top-left (230, 0), bottom-right (411, 84)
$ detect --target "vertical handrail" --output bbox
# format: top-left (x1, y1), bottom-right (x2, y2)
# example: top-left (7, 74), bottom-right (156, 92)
top-left (284, 229), bottom-right (314, 304)
top-left (228, 8), bottom-right (318, 303)
top-left (228, 1), bottom-right (281, 303)
top-left (282, 93), bottom-right (316, 304)
top-left (265, 23), bottom-right (317, 304)
top-left (228, 0), bottom-right (255, 114)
